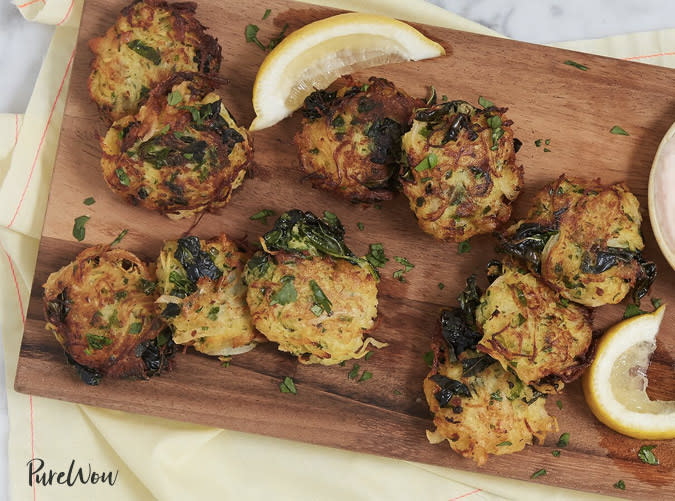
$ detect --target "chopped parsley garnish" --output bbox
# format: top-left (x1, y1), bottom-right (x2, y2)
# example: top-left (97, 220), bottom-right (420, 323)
top-left (128, 322), bottom-right (143, 334)
top-left (563, 59), bottom-right (588, 71)
top-left (138, 278), bottom-right (157, 295)
top-left (348, 364), bottom-right (360, 380)
top-left (323, 210), bottom-right (338, 226)
top-left (250, 209), bottom-right (275, 224)
top-left (167, 91), bottom-right (182, 106)
top-left (358, 371), bottom-right (373, 382)
top-left (490, 390), bottom-right (502, 402)
top-left (279, 376), bottom-right (297, 394)
top-left (651, 297), bottom-right (662, 309)
top-left (556, 400), bottom-right (563, 410)
top-left (457, 241), bottom-right (471, 254)
top-left (423, 350), bottom-right (434, 367)
top-left (516, 313), bottom-right (526, 326)
top-left (365, 243), bottom-right (388, 268)
top-left (624, 303), bottom-right (646, 319)
top-left (309, 279), bottom-right (332, 316)
top-left (543, 147), bottom-right (551, 152)
top-left (438, 282), bottom-right (445, 290)
top-left (86, 333), bottom-right (112, 351)
top-left (414, 152), bottom-right (438, 172)
top-left (110, 229), bottom-right (128, 247)
top-left (613, 480), bottom-right (625, 490)
top-left (270, 275), bottom-right (297, 305)
top-left (496, 441), bottom-right (512, 447)
top-left (262, 8), bottom-right (271, 19)
top-left (72, 215), bottom-right (90, 242)
top-left (393, 256), bottom-right (414, 282)
top-left (530, 469), bottom-right (547, 479)
top-left (83, 197), bottom-right (95, 206)
top-left (127, 40), bottom-right (161, 65)
top-left (207, 306), bottom-right (220, 321)
top-left (115, 291), bottom-right (128, 300)
top-left (545, 139), bottom-right (551, 145)
top-left (557, 432), bottom-right (570, 447)
top-left (245, 24), bottom-right (265, 50)
top-left (478, 96), bottom-right (494, 108)
top-left (357, 222), bottom-right (364, 231)
top-left (515, 287), bottom-right (527, 305)
top-left (552, 450), bottom-right (561, 457)
top-left (558, 297), bottom-right (569, 308)
top-left (115, 168), bottom-right (130, 186)
top-left (610, 125), bottom-right (629, 136)
top-left (638, 445), bottom-right (659, 465)
top-left (534, 139), bottom-right (542, 147)
top-left (486, 114), bottom-right (504, 150)
top-left (393, 389), bottom-right (402, 395)
top-left (364, 351), bottom-right (373, 361)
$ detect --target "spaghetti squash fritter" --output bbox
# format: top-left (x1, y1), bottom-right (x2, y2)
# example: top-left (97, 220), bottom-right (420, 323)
top-left (244, 210), bottom-right (385, 365)
top-left (475, 262), bottom-right (594, 389)
top-left (101, 73), bottom-right (252, 219)
top-left (88, 0), bottom-right (221, 121)
top-left (155, 234), bottom-right (264, 357)
top-left (43, 245), bottom-right (173, 385)
top-left (499, 175), bottom-right (656, 307)
top-left (294, 76), bottom-right (422, 202)
top-left (400, 100), bottom-right (524, 242)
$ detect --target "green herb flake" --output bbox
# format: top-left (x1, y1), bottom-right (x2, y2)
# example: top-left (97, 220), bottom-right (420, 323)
top-left (139, 278), bottom-right (157, 295)
top-left (613, 480), bottom-right (625, 490)
top-left (557, 432), bottom-right (570, 447)
top-left (245, 24), bottom-right (265, 50)
top-left (309, 279), bottom-right (332, 315)
top-left (556, 400), bottom-right (563, 410)
top-left (86, 333), bottom-right (112, 351)
top-left (83, 197), bottom-right (95, 206)
top-left (530, 469), bottom-right (547, 479)
top-left (115, 291), bottom-right (128, 300)
top-left (543, 147), bottom-right (551, 152)
top-left (207, 306), bottom-right (220, 321)
top-left (128, 322), bottom-right (143, 335)
top-left (638, 445), bottom-right (659, 465)
top-left (358, 371), bottom-right (373, 383)
top-left (458, 241), bottom-right (471, 254)
top-left (423, 350), bottom-right (434, 367)
top-left (357, 222), bottom-right (364, 231)
top-left (563, 59), bottom-right (588, 71)
top-left (323, 210), bottom-right (338, 226)
top-left (414, 152), bottom-right (438, 172)
top-left (624, 303), bottom-right (646, 319)
top-left (393, 256), bottom-right (414, 280)
top-left (490, 390), bottom-right (503, 402)
top-left (250, 209), bottom-right (275, 224)
top-left (364, 351), bottom-right (373, 361)
top-left (438, 282), bottom-right (445, 290)
top-left (167, 91), bottom-right (182, 106)
top-left (496, 441), bottom-right (512, 447)
top-left (127, 40), bottom-right (161, 65)
top-left (552, 450), bottom-right (561, 457)
top-left (610, 125), bottom-right (629, 136)
top-left (115, 168), bottom-right (130, 186)
top-left (72, 215), bottom-right (90, 242)
top-left (534, 139), bottom-right (542, 147)
top-left (110, 229), bottom-right (128, 247)
top-left (478, 96), bottom-right (494, 108)
top-left (267, 23), bottom-right (288, 50)
top-left (516, 313), bottom-right (526, 326)
top-left (651, 297), bottom-right (663, 309)
top-left (262, 8), bottom-right (271, 19)
top-left (279, 376), bottom-right (297, 394)
top-left (515, 287), bottom-right (527, 306)
top-left (545, 138), bottom-right (551, 145)
top-left (365, 243), bottom-right (389, 268)
top-left (348, 364), bottom-right (360, 380)
top-left (393, 389), bottom-right (402, 395)
top-left (270, 276), bottom-right (297, 306)
top-left (558, 297), bottom-right (570, 308)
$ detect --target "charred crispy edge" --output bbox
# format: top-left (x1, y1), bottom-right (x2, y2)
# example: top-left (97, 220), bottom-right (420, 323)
top-left (88, 0), bottom-right (222, 122)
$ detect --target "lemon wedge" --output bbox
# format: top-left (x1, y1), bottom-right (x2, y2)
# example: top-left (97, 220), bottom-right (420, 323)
top-left (249, 13), bottom-right (446, 131)
top-left (582, 305), bottom-right (675, 439)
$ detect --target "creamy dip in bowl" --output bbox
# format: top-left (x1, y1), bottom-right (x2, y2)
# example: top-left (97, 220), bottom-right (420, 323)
top-left (649, 121), bottom-right (675, 271)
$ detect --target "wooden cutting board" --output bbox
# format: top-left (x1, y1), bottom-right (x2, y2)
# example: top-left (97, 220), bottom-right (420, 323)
top-left (14, 0), bottom-right (675, 497)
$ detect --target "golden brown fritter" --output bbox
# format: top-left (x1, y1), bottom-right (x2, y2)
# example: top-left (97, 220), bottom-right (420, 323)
top-left (500, 175), bottom-right (653, 307)
top-left (400, 100), bottom-right (523, 242)
top-left (156, 234), bottom-right (264, 357)
top-left (101, 73), bottom-right (252, 219)
top-left (475, 263), bottom-right (594, 389)
top-left (294, 76), bottom-right (421, 202)
top-left (43, 245), bottom-right (168, 384)
top-left (244, 210), bottom-right (385, 365)
top-left (424, 346), bottom-right (558, 466)
top-left (88, 0), bottom-right (221, 121)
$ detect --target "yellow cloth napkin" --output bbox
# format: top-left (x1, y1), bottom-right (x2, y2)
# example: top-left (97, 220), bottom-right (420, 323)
top-left (2, 0), bottom-right (673, 499)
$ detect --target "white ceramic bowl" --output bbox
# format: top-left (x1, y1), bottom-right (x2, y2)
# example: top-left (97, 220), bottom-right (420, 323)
top-left (648, 120), bottom-right (675, 271)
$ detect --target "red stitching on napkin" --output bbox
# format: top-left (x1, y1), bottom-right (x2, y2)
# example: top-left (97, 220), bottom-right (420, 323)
top-left (14, 114), bottom-right (19, 147)
top-left (17, 0), bottom-right (44, 8)
top-left (57, 0), bottom-right (75, 26)
top-left (1, 241), bottom-right (25, 321)
top-left (623, 51), bottom-right (675, 61)
top-left (449, 488), bottom-right (482, 501)
top-left (6, 47), bottom-right (76, 230)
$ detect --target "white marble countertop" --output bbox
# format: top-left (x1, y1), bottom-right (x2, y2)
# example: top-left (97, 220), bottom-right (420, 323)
top-left (1, 0), bottom-right (674, 499)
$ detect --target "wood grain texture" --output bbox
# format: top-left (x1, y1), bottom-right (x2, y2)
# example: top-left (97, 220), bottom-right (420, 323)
top-left (14, 0), bottom-right (675, 497)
